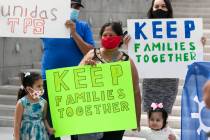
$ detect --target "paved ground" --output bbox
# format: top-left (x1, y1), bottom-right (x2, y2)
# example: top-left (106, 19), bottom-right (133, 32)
top-left (0, 127), bottom-right (145, 140)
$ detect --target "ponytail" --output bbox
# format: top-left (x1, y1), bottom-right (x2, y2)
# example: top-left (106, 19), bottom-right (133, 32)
top-left (17, 88), bottom-right (27, 101)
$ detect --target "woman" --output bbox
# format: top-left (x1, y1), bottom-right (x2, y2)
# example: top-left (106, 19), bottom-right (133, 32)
top-left (79, 21), bottom-right (141, 140)
top-left (143, 0), bottom-right (178, 114)
top-left (124, 0), bottom-right (206, 114)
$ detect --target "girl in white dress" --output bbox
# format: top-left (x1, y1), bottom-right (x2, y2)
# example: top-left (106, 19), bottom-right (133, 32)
top-left (139, 103), bottom-right (179, 140)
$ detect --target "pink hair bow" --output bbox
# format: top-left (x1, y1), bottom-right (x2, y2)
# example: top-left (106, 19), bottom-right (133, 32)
top-left (151, 103), bottom-right (163, 110)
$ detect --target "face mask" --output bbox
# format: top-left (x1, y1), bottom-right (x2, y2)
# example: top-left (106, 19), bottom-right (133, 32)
top-left (152, 9), bottom-right (169, 18)
top-left (70, 8), bottom-right (80, 21)
top-left (101, 36), bottom-right (121, 49)
top-left (29, 88), bottom-right (44, 99)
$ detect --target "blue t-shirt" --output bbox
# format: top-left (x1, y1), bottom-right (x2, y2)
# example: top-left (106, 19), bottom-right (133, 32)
top-left (41, 20), bottom-right (95, 79)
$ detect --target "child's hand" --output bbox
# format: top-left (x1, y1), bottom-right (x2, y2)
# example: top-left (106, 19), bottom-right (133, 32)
top-left (47, 128), bottom-right (55, 135)
top-left (168, 134), bottom-right (176, 140)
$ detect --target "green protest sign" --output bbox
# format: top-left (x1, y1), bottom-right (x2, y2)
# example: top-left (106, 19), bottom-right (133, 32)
top-left (46, 61), bottom-right (137, 137)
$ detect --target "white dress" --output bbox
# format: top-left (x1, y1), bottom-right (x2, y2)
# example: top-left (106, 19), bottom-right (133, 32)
top-left (139, 127), bottom-right (179, 140)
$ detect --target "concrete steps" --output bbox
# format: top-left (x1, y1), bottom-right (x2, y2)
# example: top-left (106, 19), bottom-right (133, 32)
top-left (20, 69), bottom-right (41, 74)
top-left (172, 3), bottom-right (210, 8)
top-left (0, 95), bottom-right (17, 106)
top-left (0, 83), bottom-right (183, 128)
top-left (0, 85), bottom-right (19, 96)
top-left (0, 116), bottom-right (13, 127)
top-left (0, 104), bottom-right (15, 117)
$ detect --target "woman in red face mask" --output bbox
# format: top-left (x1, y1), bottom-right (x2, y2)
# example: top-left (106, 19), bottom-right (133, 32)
top-left (79, 22), bottom-right (141, 140)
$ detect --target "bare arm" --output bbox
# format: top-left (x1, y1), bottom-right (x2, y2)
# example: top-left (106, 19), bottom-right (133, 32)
top-left (130, 59), bottom-right (141, 131)
top-left (79, 49), bottom-right (96, 66)
top-left (203, 80), bottom-right (210, 108)
top-left (201, 36), bottom-right (207, 47)
top-left (65, 20), bottom-right (94, 55)
top-left (43, 102), bottom-right (54, 135)
top-left (14, 101), bottom-right (23, 140)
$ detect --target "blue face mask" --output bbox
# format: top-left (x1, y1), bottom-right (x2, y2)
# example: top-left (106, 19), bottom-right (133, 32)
top-left (70, 8), bottom-right (80, 21)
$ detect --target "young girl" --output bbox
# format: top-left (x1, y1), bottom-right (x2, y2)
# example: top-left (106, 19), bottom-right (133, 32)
top-left (14, 72), bottom-right (54, 140)
top-left (139, 103), bottom-right (179, 140)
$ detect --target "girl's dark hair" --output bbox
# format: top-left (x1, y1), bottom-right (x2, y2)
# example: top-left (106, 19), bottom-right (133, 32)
top-left (147, 0), bottom-right (173, 19)
top-left (99, 21), bottom-right (124, 47)
top-left (148, 107), bottom-right (168, 129)
top-left (17, 72), bottom-right (42, 100)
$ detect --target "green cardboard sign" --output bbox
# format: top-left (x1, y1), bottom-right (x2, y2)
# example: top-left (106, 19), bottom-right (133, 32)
top-left (46, 61), bottom-right (137, 137)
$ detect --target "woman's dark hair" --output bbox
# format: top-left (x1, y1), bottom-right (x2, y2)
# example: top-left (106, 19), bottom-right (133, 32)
top-left (17, 72), bottom-right (42, 100)
top-left (148, 107), bottom-right (168, 129)
top-left (147, 0), bottom-right (173, 19)
top-left (99, 21), bottom-right (124, 47)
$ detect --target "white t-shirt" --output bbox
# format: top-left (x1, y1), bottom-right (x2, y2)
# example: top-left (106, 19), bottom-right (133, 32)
top-left (139, 127), bottom-right (179, 140)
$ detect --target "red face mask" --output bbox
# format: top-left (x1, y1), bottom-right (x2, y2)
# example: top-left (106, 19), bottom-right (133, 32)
top-left (101, 36), bottom-right (121, 49)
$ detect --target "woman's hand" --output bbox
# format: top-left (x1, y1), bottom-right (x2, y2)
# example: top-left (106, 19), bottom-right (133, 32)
top-left (65, 20), bottom-right (76, 35)
top-left (201, 36), bottom-right (207, 46)
top-left (123, 35), bottom-right (131, 49)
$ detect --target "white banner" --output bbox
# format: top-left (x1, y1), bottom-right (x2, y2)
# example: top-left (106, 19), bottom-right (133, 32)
top-left (0, 0), bottom-right (70, 38)
top-left (127, 18), bottom-right (203, 78)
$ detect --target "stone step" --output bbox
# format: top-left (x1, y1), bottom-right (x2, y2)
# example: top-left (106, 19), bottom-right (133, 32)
top-left (173, 0), bottom-right (210, 2)
top-left (0, 85), bottom-right (19, 96)
top-left (32, 61), bottom-right (41, 69)
top-left (0, 116), bottom-right (13, 127)
top-left (8, 77), bottom-right (20, 86)
top-left (124, 126), bottom-right (180, 137)
top-left (204, 46), bottom-right (210, 53)
top-left (0, 95), bottom-right (17, 106)
top-left (204, 30), bottom-right (210, 38)
top-left (204, 24), bottom-right (210, 29)
top-left (0, 104), bottom-right (15, 117)
top-left (0, 87), bottom-right (182, 107)
top-left (140, 114), bottom-right (181, 129)
top-left (172, 3), bottom-right (210, 8)
top-left (20, 69), bottom-right (41, 74)
top-left (173, 7), bottom-right (210, 14)
top-left (204, 54), bottom-right (210, 61)
top-left (171, 106), bottom-right (181, 116)
top-left (174, 12), bottom-right (210, 18)
top-left (206, 38), bottom-right (210, 45)
top-left (174, 95), bottom-right (181, 107)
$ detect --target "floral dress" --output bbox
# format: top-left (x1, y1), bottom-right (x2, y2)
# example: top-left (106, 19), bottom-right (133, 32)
top-left (19, 96), bottom-right (49, 140)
